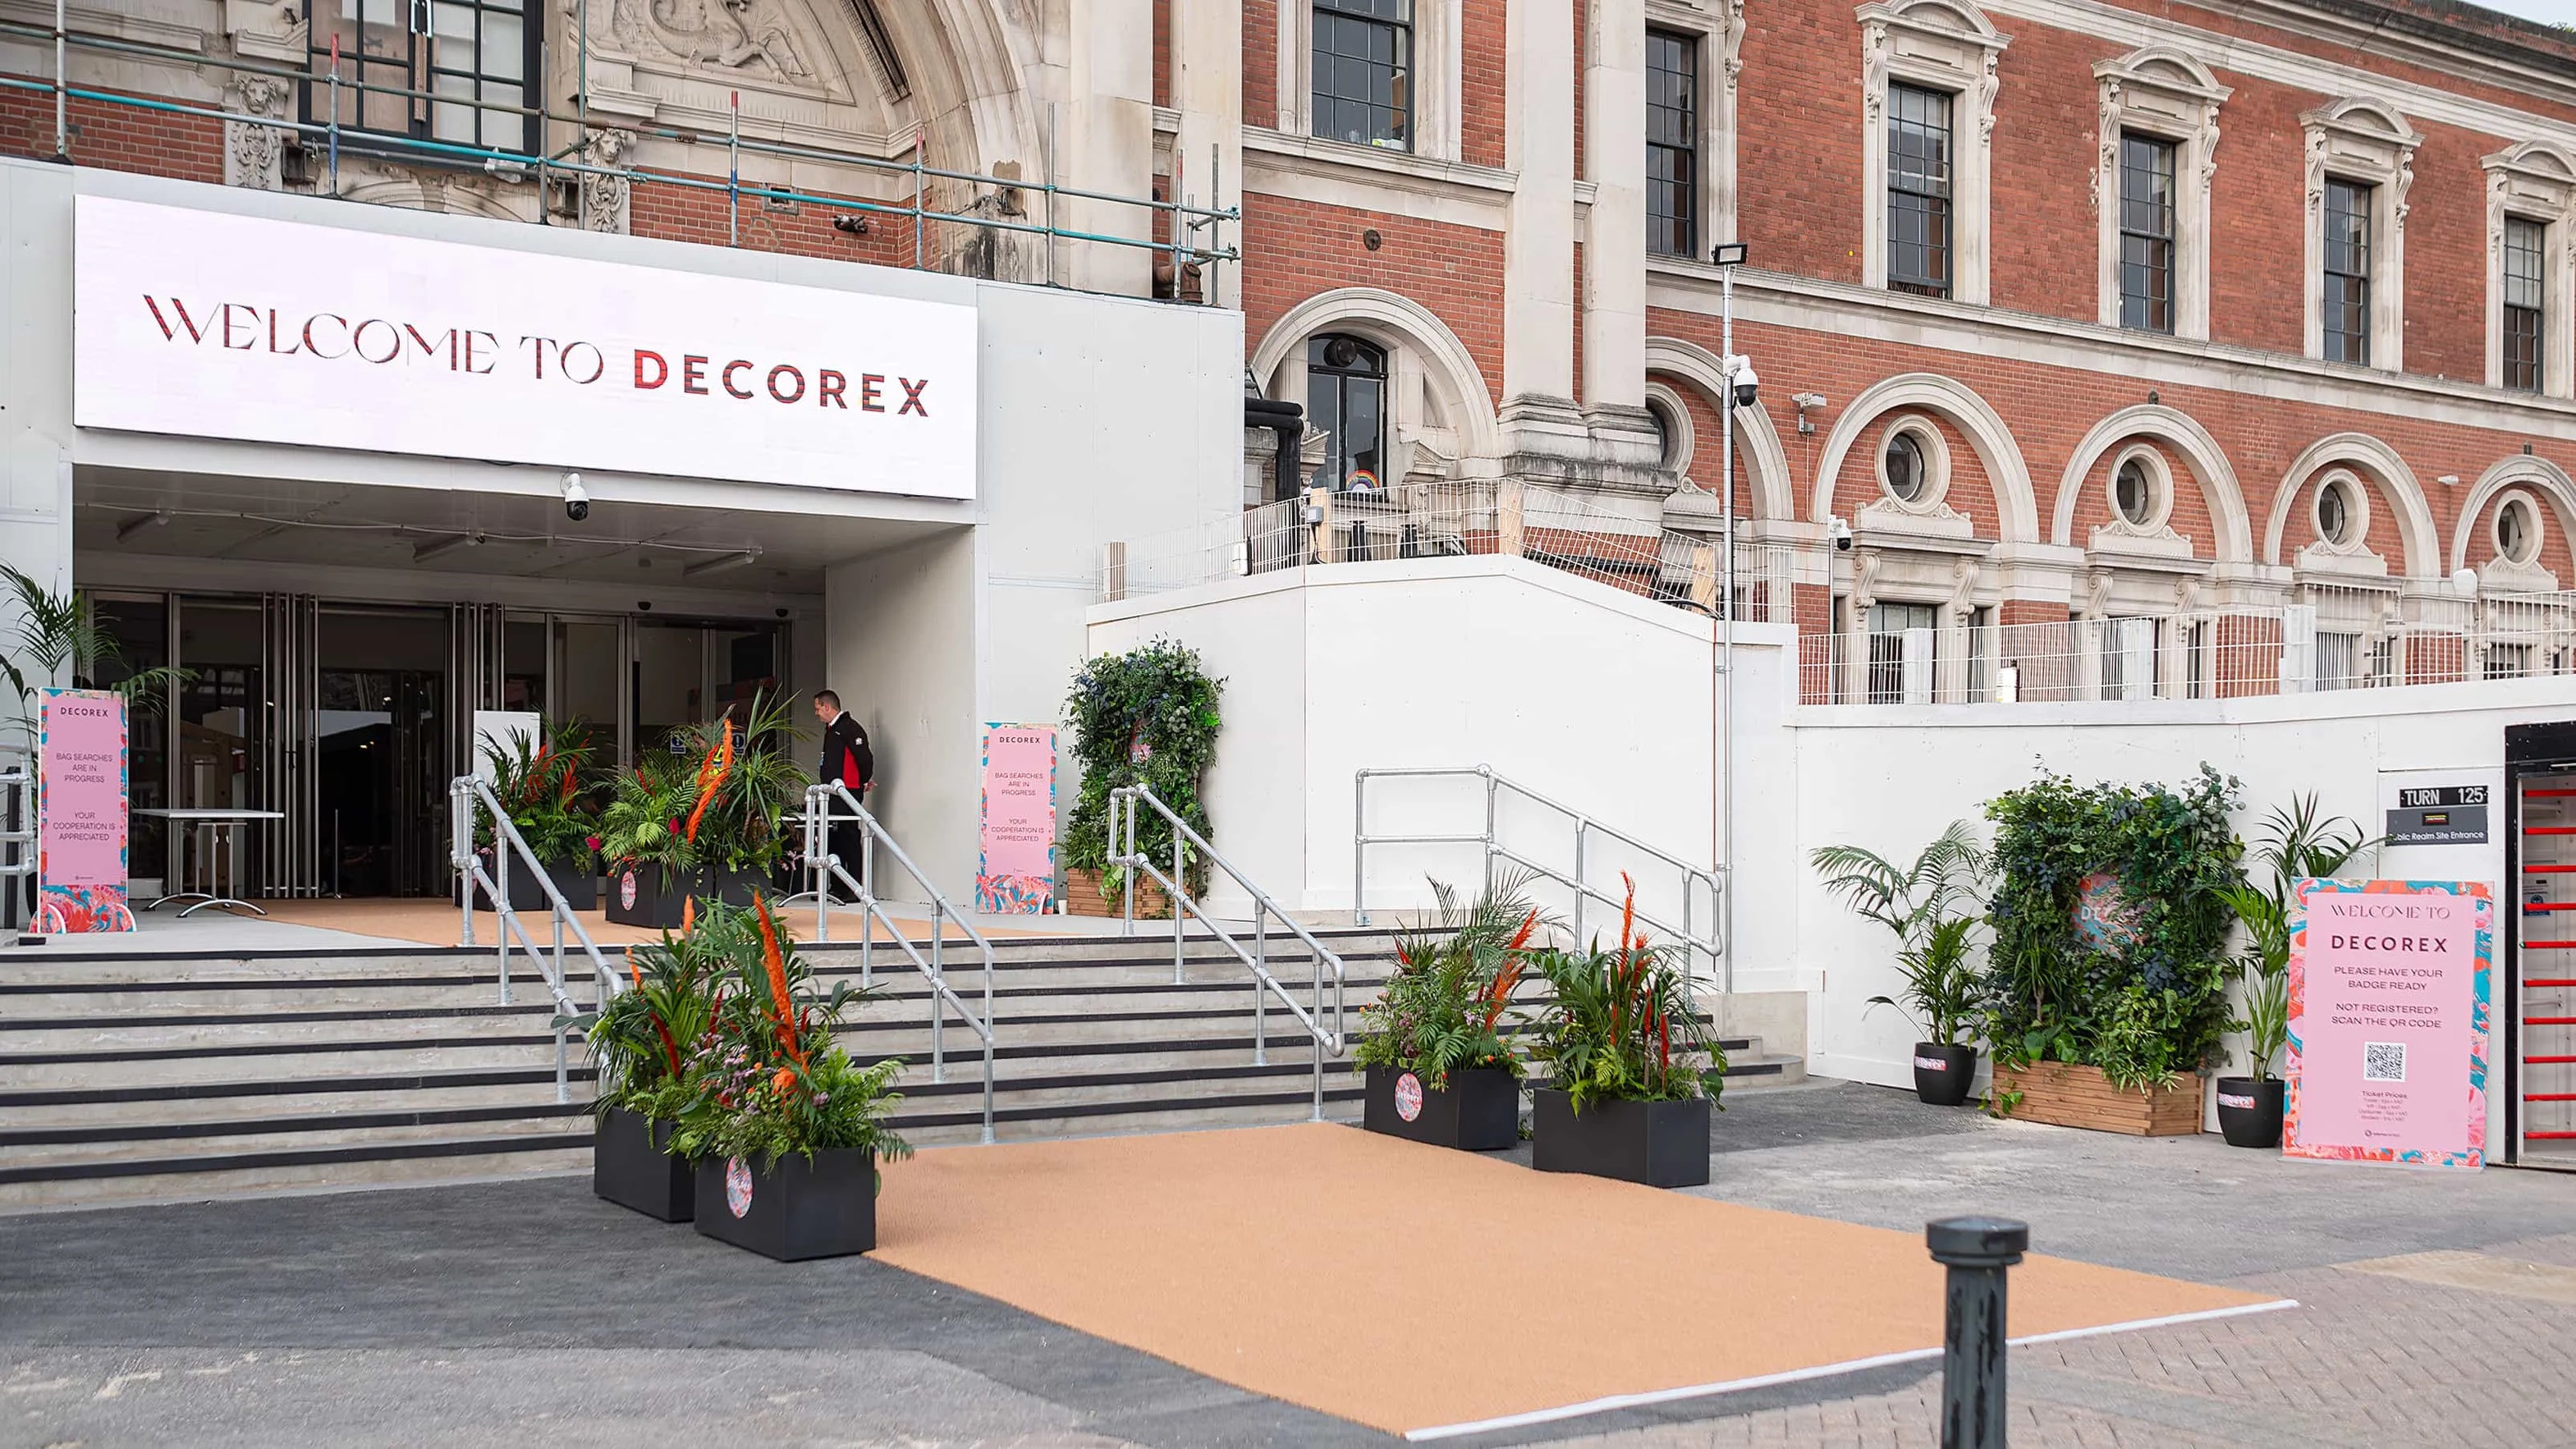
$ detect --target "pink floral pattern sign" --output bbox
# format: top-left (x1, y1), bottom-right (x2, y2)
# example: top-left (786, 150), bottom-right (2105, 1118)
top-left (976, 724), bottom-right (1057, 914)
top-left (2284, 878), bottom-right (2491, 1169)
top-left (36, 689), bottom-right (134, 933)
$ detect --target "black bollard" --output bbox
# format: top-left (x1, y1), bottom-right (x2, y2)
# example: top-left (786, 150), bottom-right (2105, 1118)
top-left (1926, 1215), bottom-right (2028, 1449)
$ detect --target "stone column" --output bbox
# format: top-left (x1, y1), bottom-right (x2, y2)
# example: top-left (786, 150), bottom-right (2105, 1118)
top-left (1171, 0), bottom-right (1243, 309)
top-left (1582, 0), bottom-right (1647, 415)
top-left (1065, 0), bottom-right (1156, 296)
top-left (1500, 0), bottom-right (1584, 471)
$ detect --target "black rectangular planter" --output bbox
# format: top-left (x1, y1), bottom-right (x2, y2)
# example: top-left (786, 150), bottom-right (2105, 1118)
top-left (1532, 1087), bottom-right (1712, 1188)
top-left (1363, 1066), bottom-right (1519, 1151)
top-left (694, 1149), bottom-right (878, 1261)
top-left (606, 864), bottom-right (698, 929)
top-left (470, 858), bottom-right (598, 915)
top-left (593, 1107), bottom-right (694, 1222)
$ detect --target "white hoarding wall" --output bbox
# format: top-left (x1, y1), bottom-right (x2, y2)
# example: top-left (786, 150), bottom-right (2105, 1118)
top-left (1087, 557), bottom-right (2576, 1106)
top-left (72, 195), bottom-right (978, 499)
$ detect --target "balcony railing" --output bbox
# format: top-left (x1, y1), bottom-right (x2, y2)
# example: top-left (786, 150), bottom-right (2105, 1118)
top-left (1, 16), bottom-right (1234, 300)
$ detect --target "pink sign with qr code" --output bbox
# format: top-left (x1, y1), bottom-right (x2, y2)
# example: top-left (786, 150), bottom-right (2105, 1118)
top-left (2284, 879), bottom-right (2491, 1169)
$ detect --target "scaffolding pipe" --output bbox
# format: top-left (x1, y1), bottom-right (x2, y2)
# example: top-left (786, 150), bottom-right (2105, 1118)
top-left (50, 0), bottom-right (63, 158)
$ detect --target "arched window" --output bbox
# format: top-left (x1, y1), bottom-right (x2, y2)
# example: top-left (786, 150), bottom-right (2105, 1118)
top-left (1307, 333), bottom-right (1388, 495)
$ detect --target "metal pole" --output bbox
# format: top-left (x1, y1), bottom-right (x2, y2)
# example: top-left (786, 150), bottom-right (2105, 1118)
top-left (811, 791), bottom-right (828, 942)
top-left (1171, 822), bottom-right (1185, 988)
top-left (930, 904), bottom-right (946, 1083)
top-left (51, 0), bottom-right (66, 158)
top-left (727, 90), bottom-right (740, 246)
top-left (493, 816), bottom-right (511, 1006)
top-left (1252, 908), bottom-right (1267, 1066)
top-left (1311, 942), bottom-right (1325, 1121)
top-left (328, 35), bottom-right (341, 197)
top-left (1121, 793), bottom-right (1137, 937)
top-left (453, 782), bottom-right (474, 948)
top-left (1572, 819), bottom-right (1588, 947)
top-left (1352, 773), bottom-right (1365, 926)
top-left (1482, 771), bottom-right (1498, 903)
top-left (912, 128), bottom-right (926, 269)
top-left (1927, 1217), bottom-right (2028, 1449)
top-left (859, 820), bottom-right (873, 988)
top-left (981, 943), bottom-right (996, 1144)
top-left (1719, 263), bottom-right (1739, 1000)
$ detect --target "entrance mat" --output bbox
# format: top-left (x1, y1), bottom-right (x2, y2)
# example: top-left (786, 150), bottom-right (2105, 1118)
top-left (873, 1123), bottom-right (2292, 1440)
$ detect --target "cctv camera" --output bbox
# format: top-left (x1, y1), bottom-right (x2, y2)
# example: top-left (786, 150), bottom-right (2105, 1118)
top-left (832, 214), bottom-right (872, 236)
top-left (1829, 516), bottom-right (1854, 553)
top-left (1726, 355), bottom-right (1759, 409)
top-left (561, 471), bottom-right (590, 523)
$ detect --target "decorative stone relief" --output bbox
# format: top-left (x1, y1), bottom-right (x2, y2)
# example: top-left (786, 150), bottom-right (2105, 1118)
top-left (225, 76), bottom-right (291, 190)
top-left (578, 129), bottom-right (638, 233)
top-left (616, 0), bottom-right (814, 84)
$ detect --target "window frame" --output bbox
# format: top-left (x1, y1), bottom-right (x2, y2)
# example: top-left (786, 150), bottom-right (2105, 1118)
top-left (1885, 81), bottom-right (1956, 299)
top-left (2092, 48), bottom-right (2228, 342)
top-left (1645, 26), bottom-right (1701, 260)
top-left (1310, 0), bottom-right (1416, 153)
top-left (2300, 98), bottom-right (2420, 373)
top-left (2115, 132), bottom-right (2178, 334)
top-left (1857, 0), bottom-right (2007, 305)
top-left (1306, 332), bottom-right (1392, 495)
top-left (300, 0), bottom-right (541, 161)
top-left (2503, 215), bottom-right (2546, 393)
top-left (2482, 141), bottom-right (2576, 399)
top-left (1281, 0), bottom-right (1460, 160)
top-left (2321, 177), bottom-right (2376, 367)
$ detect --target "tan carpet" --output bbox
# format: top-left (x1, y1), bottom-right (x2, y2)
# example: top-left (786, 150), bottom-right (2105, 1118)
top-left (873, 1123), bottom-right (2283, 1438)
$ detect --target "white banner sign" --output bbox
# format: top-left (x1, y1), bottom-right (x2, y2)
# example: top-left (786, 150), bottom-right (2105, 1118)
top-left (72, 195), bottom-right (979, 500)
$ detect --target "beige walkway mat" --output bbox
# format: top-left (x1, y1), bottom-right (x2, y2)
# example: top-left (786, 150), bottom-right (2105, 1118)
top-left (874, 1122), bottom-right (2288, 1439)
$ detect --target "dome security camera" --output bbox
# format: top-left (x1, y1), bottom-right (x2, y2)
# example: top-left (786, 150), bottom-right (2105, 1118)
top-left (561, 471), bottom-right (591, 523)
top-left (1829, 516), bottom-right (1854, 553)
top-left (1726, 356), bottom-right (1761, 409)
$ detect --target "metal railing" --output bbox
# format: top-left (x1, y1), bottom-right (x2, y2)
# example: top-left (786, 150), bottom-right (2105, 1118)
top-left (1108, 782), bottom-right (1347, 1117)
top-left (1352, 765), bottom-right (1727, 992)
top-left (1799, 589), bottom-right (2576, 706)
top-left (801, 781), bottom-right (996, 1144)
top-left (0, 750), bottom-right (29, 933)
top-left (1111, 478), bottom-right (1813, 626)
top-left (449, 775), bottom-right (618, 1104)
top-left (2, 16), bottom-right (1237, 299)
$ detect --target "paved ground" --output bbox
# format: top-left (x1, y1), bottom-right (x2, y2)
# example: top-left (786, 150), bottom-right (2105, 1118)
top-left (2, 1080), bottom-right (2570, 1448)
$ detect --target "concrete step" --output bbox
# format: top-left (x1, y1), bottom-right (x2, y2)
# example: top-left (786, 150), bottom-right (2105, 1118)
top-left (0, 1110), bottom-right (592, 1170)
top-left (0, 1037), bottom-right (574, 1089)
top-left (0, 1076), bottom-right (590, 1129)
top-left (0, 1139), bottom-right (594, 1212)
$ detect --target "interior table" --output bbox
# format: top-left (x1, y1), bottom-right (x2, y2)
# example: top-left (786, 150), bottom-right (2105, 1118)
top-left (135, 809), bottom-right (288, 917)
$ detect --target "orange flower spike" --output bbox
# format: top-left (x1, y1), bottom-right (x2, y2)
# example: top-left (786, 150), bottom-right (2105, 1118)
top-left (772, 1065), bottom-right (797, 1096)
top-left (1506, 910), bottom-right (1538, 956)
top-left (754, 893), bottom-right (805, 1066)
top-left (682, 718), bottom-right (736, 845)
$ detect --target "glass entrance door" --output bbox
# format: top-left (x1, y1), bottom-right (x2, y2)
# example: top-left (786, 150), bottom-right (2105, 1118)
top-left (317, 607), bottom-right (451, 896)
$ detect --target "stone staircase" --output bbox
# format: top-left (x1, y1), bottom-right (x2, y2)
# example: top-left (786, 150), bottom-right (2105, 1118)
top-left (0, 929), bottom-right (1804, 1210)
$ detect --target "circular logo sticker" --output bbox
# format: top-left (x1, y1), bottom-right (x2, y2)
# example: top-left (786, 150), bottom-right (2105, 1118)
top-left (725, 1156), bottom-right (754, 1218)
top-left (1394, 1071), bottom-right (1424, 1122)
top-left (619, 869), bottom-right (639, 911)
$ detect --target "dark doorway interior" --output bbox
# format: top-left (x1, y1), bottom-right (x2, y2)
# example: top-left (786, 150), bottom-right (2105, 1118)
top-left (318, 609), bottom-right (451, 896)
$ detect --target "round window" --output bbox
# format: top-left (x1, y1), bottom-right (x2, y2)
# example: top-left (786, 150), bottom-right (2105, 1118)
top-left (1883, 431), bottom-right (1928, 503)
top-left (2114, 458), bottom-right (2154, 526)
top-left (2497, 495), bottom-right (2540, 564)
top-left (1647, 401), bottom-right (1678, 468)
top-left (2317, 477), bottom-right (2357, 546)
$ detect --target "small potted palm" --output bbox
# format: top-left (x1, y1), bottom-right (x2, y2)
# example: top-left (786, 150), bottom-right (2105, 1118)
top-left (1868, 915), bottom-right (1983, 1106)
top-left (2214, 796), bottom-right (2372, 1149)
top-left (667, 897), bottom-right (908, 1260)
top-left (472, 718), bottom-right (601, 912)
top-left (567, 924), bottom-right (725, 1220)
top-left (1809, 821), bottom-right (1989, 1105)
top-left (1354, 879), bottom-right (1536, 1152)
top-left (1526, 878), bottom-right (1726, 1187)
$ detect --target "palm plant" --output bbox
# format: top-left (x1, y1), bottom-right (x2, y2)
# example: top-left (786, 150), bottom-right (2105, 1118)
top-left (2218, 795), bottom-right (2376, 1080)
top-left (1353, 876), bottom-right (1540, 1087)
top-left (1808, 820), bottom-right (1988, 952)
top-left (0, 564), bottom-right (188, 733)
top-left (1868, 914), bottom-right (1982, 1047)
top-left (1527, 877), bottom-right (1726, 1112)
top-left (475, 717), bottom-right (599, 867)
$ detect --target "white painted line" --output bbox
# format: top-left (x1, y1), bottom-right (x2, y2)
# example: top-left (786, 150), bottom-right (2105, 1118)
top-left (1400, 1298), bottom-right (2303, 1442)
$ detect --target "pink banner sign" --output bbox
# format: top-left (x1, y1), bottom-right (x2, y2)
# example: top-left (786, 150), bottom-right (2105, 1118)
top-left (2284, 879), bottom-right (2491, 1169)
top-left (37, 689), bottom-right (135, 933)
top-left (977, 723), bottom-right (1057, 915)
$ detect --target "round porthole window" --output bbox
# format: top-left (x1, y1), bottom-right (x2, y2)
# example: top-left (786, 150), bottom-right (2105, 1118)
top-left (2497, 494), bottom-right (2542, 565)
top-left (2316, 476), bottom-right (2358, 547)
top-left (1883, 431), bottom-right (1928, 503)
top-left (1647, 399), bottom-right (1679, 469)
top-left (2114, 458), bottom-right (2154, 526)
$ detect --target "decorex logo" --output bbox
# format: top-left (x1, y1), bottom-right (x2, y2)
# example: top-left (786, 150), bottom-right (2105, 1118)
top-left (135, 296), bottom-right (936, 416)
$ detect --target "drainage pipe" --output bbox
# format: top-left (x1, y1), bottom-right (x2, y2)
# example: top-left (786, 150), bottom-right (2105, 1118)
top-left (1244, 397), bottom-right (1304, 501)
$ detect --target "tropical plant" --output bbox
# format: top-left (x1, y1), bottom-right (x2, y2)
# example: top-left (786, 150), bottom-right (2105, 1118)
top-left (562, 915), bottom-right (733, 1112)
top-left (1808, 820), bottom-right (1988, 952)
top-left (595, 689), bottom-right (808, 887)
top-left (474, 717), bottom-right (600, 868)
top-left (1980, 764), bottom-right (2245, 1094)
top-left (1352, 877), bottom-right (1540, 1087)
top-left (0, 563), bottom-right (189, 733)
top-left (642, 898), bottom-right (910, 1171)
top-left (1868, 913), bottom-right (1982, 1047)
top-left (2216, 795), bottom-right (2377, 1082)
top-left (1061, 639), bottom-right (1224, 898)
top-left (1527, 877), bottom-right (1726, 1112)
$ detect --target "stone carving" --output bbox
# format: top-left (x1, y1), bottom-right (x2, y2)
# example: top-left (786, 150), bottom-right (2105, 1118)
top-left (578, 129), bottom-right (638, 233)
top-left (1860, 23), bottom-right (1888, 122)
top-left (225, 76), bottom-right (291, 190)
top-left (617, 0), bottom-right (812, 82)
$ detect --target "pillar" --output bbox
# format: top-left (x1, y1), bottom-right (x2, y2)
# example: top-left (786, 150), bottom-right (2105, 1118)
top-left (1499, 0), bottom-right (1584, 465)
top-left (1065, 0), bottom-right (1156, 296)
top-left (1171, 0), bottom-right (1243, 310)
top-left (1582, 0), bottom-right (1647, 415)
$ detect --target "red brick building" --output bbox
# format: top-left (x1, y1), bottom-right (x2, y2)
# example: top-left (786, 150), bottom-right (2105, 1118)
top-left (9, 0), bottom-right (2576, 694)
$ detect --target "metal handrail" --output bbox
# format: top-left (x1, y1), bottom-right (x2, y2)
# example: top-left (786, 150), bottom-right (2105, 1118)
top-left (1107, 782), bottom-right (1346, 1119)
top-left (449, 775), bottom-right (619, 1103)
top-left (1353, 765), bottom-right (1729, 992)
top-left (801, 782), bottom-right (996, 1144)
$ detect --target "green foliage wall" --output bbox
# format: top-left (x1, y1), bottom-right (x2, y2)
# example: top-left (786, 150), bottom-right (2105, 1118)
top-left (1062, 640), bottom-right (1224, 896)
top-left (1981, 764), bottom-right (2244, 1090)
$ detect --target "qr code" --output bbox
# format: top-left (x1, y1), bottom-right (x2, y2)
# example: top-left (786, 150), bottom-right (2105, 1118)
top-left (2363, 1042), bottom-right (2407, 1083)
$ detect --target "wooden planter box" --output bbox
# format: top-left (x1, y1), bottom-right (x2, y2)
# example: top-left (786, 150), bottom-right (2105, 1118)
top-left (1064, 867), bottom-right (1171, 919)
top-left (1992, 1062), bottom-right (2200, 1137)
